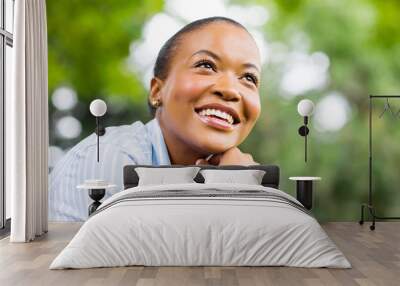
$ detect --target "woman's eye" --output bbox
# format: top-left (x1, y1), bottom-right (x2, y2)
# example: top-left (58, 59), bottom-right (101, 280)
top-left (195, 60), bottom-right (215, 71)
top-left (243, 73), bottom-right (258, 86)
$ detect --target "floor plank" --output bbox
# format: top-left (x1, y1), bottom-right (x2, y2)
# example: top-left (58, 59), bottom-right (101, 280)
top-left (0, 222), bottom-right (399, 286)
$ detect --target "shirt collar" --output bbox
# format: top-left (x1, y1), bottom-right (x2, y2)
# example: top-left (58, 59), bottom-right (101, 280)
top-left (145, 117), bottom-right (171, 165)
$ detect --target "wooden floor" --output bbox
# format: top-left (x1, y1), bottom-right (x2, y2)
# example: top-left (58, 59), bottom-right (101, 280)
top-left (0, 222), bottom-right (399, 286)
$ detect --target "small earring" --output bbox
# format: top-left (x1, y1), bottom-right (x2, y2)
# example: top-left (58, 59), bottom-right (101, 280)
top-left (151, 99), bottom-right (161, 108)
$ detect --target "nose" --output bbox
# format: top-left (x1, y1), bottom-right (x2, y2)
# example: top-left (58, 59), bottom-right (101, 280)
top-left (212, 73), bottom-right (241, 102)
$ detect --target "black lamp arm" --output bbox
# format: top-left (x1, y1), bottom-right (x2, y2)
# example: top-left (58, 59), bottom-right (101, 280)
top-left (94, 117), bottom-right (106, 162)
top-left (298, 116), bottom-right (310, 162)
top-left (94, 117), bottom-right (106, 136)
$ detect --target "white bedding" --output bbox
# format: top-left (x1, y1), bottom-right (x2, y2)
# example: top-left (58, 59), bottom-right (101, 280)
top-left (50, 183), bottom-right (351, 269)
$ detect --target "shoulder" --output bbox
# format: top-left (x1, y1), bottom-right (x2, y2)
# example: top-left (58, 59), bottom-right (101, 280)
top-left (101, 120), bottom-right (151, 151)
top-left (63, 120), bottom-right (153, 163)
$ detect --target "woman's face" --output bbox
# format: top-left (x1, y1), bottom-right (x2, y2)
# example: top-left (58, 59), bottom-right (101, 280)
top-left (154, 22), bottom-right (262, 155)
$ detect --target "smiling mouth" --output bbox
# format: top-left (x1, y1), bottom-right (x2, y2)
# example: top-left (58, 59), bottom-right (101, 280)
top-left (194, 107), bottom-right (240, 131)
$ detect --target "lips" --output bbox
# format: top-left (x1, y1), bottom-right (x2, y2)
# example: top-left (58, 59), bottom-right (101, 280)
top-left (194, 103), bottom-right (240, 125)
top-left (193, 102), bottom-right (241, 132)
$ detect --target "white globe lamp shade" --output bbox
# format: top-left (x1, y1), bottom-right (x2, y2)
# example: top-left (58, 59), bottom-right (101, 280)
top-left (90, 99), bottom-right (107, 117)
top-left (297, 99), bottom-right (315, 117)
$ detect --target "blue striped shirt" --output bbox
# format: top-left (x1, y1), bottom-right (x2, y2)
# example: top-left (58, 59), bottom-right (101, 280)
top-left (49, 118), bottom-right (171, 221)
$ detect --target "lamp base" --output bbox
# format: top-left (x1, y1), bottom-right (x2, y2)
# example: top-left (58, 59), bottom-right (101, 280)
top-left (88, 188), bottom-right (105, 215)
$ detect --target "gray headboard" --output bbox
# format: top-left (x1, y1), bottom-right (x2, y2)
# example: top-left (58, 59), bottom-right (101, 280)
top-left (123, 164), bottom-right (280, 189)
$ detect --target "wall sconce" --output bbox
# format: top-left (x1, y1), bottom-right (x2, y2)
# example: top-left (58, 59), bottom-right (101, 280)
top-left (297, 99), bottom-right (315, 162)
top-left (89, 99), bottom-right (107, 162)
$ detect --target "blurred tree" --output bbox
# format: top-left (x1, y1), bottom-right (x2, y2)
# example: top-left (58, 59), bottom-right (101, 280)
top-left (47, 0), bottom-right (163, 148)
top-left (238, 0), bottom-right (400, 220)
top-left (48, 0), bottom-right (162, 97)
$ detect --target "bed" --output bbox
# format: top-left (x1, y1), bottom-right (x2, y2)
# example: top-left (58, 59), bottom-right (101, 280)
top-left (50, 164), bottom-right (351, 269)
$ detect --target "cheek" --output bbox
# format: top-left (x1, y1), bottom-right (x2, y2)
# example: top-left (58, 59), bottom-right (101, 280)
top-left (244, 94), bottom-right (261, 123)
top-left (168, 75), bottom-right (210, 104)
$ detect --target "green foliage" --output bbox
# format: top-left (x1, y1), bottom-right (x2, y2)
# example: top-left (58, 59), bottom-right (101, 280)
top-left (47, 0), bottom-right (162, 147)
top-left (238, 0), bottom-right (400, 220)
top-left (48, 0), bottom-right (162, 100)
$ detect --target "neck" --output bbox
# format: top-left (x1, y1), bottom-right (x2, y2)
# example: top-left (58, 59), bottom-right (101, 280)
top-left (156, 115), bottom-right (206, 165)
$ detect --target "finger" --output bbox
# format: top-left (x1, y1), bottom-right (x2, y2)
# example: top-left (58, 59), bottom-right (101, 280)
top-left (245, 153), bottom-right (258, 165)
top-left (246, 154), bottom-right (254, 161)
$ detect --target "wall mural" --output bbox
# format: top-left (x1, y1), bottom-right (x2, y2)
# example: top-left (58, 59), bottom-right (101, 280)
top-left (47, 0), bottom-right (400, 221)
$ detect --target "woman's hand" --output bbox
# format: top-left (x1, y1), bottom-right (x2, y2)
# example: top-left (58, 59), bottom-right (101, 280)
top-left (195, 147), bottom-right (259, 166)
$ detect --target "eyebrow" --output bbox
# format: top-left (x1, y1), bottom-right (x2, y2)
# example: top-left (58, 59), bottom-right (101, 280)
top-left (190, 49), bottom-right (260, 73)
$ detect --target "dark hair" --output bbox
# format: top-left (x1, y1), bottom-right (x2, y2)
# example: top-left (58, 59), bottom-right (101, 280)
top-left (148, 16), bottom-right (249, 117)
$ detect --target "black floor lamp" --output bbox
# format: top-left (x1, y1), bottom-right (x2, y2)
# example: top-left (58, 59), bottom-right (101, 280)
top-left (78, 99), bottom-right (115, 216)
top-left (359, 95), bottom-right (400, 230)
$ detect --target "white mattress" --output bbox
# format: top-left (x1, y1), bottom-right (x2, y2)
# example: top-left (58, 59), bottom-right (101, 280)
top-left (50, 183), bottom-right (351, 269)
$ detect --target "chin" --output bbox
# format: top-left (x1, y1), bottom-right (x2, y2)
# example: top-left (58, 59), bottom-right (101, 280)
top-left (183, 120), bottom-right (241, 153)
top-left (191, 137), bottom-right (236, 154)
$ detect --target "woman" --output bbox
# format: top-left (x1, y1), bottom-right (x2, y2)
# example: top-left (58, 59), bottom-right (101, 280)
top-left (49, 16), bottom-right (262, 221)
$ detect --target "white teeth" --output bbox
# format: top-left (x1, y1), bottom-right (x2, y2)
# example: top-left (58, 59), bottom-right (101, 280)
top-left (198, 108), bottom-right (234, 125)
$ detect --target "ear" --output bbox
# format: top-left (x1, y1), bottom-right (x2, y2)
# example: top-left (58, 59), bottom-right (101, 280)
top-left (149, 77), bottom-right (164, 103)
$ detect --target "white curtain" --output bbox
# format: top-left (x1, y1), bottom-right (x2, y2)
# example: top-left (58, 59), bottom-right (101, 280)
top-left (7, 0), bottom-right (49, 242)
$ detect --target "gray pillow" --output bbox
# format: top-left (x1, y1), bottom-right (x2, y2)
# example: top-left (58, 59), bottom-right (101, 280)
top-left (200, 169), bottom-right (266, 185)
top-left (135, 167), bottom-right (201, 186)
